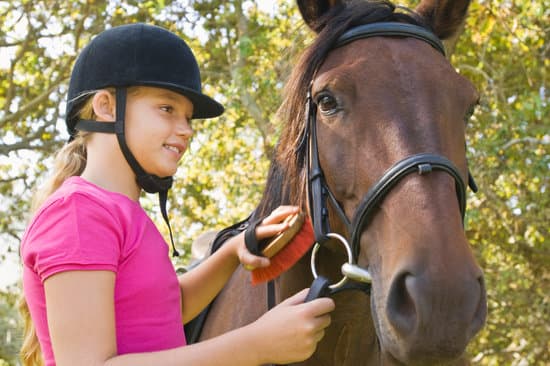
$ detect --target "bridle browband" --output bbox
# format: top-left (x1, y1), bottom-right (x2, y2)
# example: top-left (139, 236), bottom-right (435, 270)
top-left (335, 22), bottom-right (446, 55)
top-left (306, 22), bottom-right (478, 287)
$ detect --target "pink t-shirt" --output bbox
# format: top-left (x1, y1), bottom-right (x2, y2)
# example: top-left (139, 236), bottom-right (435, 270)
top-left (21, 176), bottom-right (186, 365)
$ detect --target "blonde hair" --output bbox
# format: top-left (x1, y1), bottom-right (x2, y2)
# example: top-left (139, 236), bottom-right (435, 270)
top-left (19, 94), bottom-right (94, 366)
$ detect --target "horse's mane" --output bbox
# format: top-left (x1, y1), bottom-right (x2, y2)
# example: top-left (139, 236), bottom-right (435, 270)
top-left (255, 1), bottom-right (428, 218)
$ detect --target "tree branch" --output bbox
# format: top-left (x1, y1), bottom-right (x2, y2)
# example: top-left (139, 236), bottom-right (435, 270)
top-left (501, 135), bottom-right (550, 150)
top-left (0, 121), bottom-right (59, 155)
top-left (2, 10), bottom-right (33, 116)
top-left (0, 175), bottom-right (25, 184)
top-left (0, 77), bottom-right (68, 127)
top-left (229, 0), bottom-right (273, 156)
top-left (0, 31), bottom-right (69, 47)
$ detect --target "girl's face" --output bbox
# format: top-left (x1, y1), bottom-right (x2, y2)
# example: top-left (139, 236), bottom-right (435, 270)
top-left (124, 86), bottom-right (194, 177)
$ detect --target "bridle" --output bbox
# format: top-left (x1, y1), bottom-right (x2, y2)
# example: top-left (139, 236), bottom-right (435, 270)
top-left (184, 21), bottom-right (481, 345)
top-left (305, 22), bottom-right (478, 292)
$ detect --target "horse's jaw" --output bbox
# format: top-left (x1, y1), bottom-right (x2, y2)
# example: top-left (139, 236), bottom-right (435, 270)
top-left (364, 239), bottom-right (485, 366)
top-left (368, 282), bottom-right (475, 366)
top-left (378, 349), bottom-right (471, 366)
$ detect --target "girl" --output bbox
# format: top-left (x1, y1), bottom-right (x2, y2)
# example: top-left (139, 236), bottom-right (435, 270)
top-left (20, 23), bottom-right (334, 366)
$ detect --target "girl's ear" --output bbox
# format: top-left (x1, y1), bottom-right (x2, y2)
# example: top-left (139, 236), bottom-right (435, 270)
top-left (91, 90), bottom-right (116, 121)
top-left (297, 0), bottom-right (344, 33)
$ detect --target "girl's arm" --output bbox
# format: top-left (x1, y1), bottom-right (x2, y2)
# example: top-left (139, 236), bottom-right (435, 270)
top-left (45, 269), bottom-right (334, 366)
top-left (178, 206), bottom-right (299, 323)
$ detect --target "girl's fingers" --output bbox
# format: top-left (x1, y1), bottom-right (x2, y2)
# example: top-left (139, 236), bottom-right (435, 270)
top-left (240, 206), bottom-right (301, 268)
top-left (262, 206), bottom-right (300, 225)
top-left (256, 206), bottom-right (300, 240)
top-left (314, 314), bottom-right (332, 330)
top-left (277, 289), bottom-right (335, 316)
top-left (314, 329), bottom-right (326, 343)
top-left (278, 288), bottom-right (309, 305)
top-left (255, 222), bottom-right (290, 240)
top-left (297, 297), bottom-right (336, 317)
top-left (241, 251), bottom-right (270, 270)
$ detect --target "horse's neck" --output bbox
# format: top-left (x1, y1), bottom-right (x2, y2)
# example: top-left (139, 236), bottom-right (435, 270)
top-left (260, 166), bottom-right (382, 364)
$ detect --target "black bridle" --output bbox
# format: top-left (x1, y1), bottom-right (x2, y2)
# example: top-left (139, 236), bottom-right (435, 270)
top-left (306, 22), bottom-right (478, 275)
top-left (185, 21), bottom-right (481, 344)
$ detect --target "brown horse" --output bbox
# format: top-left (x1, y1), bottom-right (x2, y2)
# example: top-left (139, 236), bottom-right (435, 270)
top-left (195, 0), bottom-right (487, 364)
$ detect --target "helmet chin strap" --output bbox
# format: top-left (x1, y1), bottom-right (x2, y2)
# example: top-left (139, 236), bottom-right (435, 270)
top-left (74, 88), bottom-right (180, 257)
top-left (113, 88), bottom-right (173, 193)
top-left (113, 88), bottom-right (179, 257)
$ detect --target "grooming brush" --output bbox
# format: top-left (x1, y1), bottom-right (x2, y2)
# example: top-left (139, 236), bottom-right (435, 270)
top-left (251, 212), bottom-right (315, 285)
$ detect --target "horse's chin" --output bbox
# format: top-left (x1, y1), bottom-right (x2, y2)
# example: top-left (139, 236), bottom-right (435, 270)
top-left (381, 342), bottom-right (467, 366)
top-left (371, 287), bottom-right (469, 366)
top-left (379, 348), bottom-right (467, 366)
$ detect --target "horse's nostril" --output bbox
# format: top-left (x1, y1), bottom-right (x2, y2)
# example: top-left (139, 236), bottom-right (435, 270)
top-left (386, 272), bottom-right (417, 336)
top-left (385, 269), bottom-right (488, 343)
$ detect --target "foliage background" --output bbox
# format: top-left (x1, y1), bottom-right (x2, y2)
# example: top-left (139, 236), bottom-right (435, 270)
top-left (0, 0), bottom-right (547, 365)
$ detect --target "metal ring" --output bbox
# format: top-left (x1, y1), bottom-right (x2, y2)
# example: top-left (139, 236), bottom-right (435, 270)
top-left (310, 232), bottom-right (353, 289)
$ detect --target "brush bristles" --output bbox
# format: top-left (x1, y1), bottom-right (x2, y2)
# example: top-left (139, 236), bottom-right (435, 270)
top-left (251, 217), bottom-right (315, 285)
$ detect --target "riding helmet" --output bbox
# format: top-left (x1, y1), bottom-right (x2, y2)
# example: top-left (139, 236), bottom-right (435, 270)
top-left (66, 23), bottom-right (224, 137)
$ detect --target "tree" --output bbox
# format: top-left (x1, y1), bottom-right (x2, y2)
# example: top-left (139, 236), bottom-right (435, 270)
top-left (456, 1), bottom-right (549, 364)
top-left (0, 1), bottom-right (547, 365)
top-left (0, 288), bottom-right (20, 365)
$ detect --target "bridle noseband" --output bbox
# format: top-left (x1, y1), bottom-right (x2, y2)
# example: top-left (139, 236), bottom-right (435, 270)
top-left (306, 22), bottom-right (478, 291)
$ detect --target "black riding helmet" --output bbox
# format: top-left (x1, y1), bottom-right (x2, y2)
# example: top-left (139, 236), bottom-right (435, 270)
top-left (66, 23), bottom-right (224, 256)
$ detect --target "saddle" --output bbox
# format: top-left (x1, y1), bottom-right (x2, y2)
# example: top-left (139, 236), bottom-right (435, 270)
top-left (183, 214), bottom-right (253, 344)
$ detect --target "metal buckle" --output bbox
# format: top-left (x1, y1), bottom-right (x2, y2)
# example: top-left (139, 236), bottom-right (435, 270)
top-left (310, 233), bottom-right (353, 290)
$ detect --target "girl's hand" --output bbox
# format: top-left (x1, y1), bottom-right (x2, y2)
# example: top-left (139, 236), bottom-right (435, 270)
top-left (247, 288), bottom-right (335, 364)
top-left (235, 205), bottom-right (300, 270)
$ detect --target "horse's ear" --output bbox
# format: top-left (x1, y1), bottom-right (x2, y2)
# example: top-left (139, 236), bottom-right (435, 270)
top-left (415, 0), bottom-right (471, 40)
top-left (297, 0), bottom-right (344, 33)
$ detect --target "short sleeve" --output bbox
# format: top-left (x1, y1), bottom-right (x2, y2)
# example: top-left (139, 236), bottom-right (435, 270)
top-left (22, 192), bottom-right (123, 282)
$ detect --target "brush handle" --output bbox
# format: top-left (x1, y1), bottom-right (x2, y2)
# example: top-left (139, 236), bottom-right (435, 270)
top-left (261, 212), bottom-right (305, 258)
top-left (305, 276), bottom-right (331, 302)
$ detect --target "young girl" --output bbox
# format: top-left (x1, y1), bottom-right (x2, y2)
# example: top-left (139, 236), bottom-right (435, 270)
top-left (20, 23), bottom-right (334, 366)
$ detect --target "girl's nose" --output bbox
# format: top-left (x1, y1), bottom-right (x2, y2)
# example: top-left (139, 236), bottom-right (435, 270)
top-left (176, 118), bottom-right (194, 138)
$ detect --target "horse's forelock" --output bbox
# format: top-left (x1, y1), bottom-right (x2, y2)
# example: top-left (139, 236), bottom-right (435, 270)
top-left (260, 1), bottom-right (428, 215)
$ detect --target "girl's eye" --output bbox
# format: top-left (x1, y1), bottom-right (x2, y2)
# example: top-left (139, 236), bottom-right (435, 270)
top-left (160, 105), bottom-right (173, 113)
top-left (316, 93), bottom-right (339, 116)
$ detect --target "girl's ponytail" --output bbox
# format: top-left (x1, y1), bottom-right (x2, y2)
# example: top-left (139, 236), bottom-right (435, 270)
top-left (30, 134), bottom-right (88, 212)
top-left (19, 296), bottom-right (43, 366)
top-left (20, 95), bottom-right (93, 366)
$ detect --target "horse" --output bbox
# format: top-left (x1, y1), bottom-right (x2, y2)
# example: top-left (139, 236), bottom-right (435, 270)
top-left (192, 0), bottom-right (487, 364)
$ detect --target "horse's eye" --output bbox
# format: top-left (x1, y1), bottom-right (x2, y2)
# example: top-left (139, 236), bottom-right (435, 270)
top-left (316, 93), bottom-right (339, 115)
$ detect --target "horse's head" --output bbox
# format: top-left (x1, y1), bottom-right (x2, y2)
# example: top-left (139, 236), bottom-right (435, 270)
top-left (274, 0), bottom-right (487, 364)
